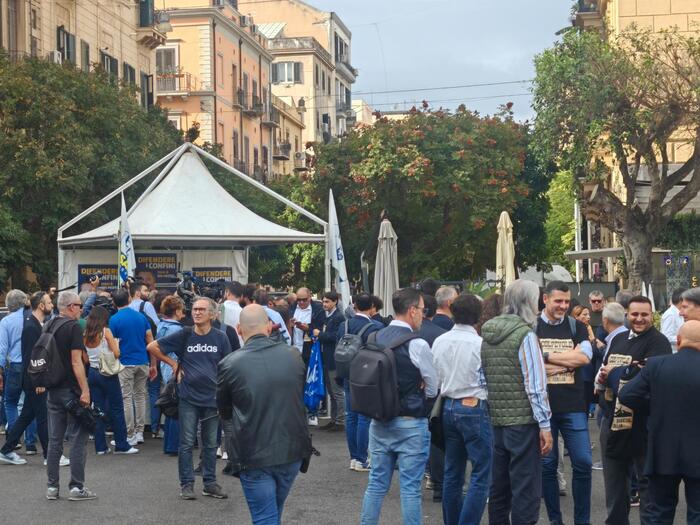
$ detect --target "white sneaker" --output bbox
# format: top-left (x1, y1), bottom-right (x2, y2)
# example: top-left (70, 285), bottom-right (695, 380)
top-left (308, 416), bottom-right (319, 426)
top-left (349, 459), bottom-right (358, 470)
top-left (0, 451), bottom-right (27, 465)
top-left (114, 447), bottom-right (139, 455)
top-left (44, 455), bottom-right (70, 467)
top-left (126, 435), bottom-right (139, 447)
top-left (216, 447), bottom-right (223, 459)
top-left (221, 451), bottom-right (228, 460)
top-left (135, 432), bottom-right (144, 444)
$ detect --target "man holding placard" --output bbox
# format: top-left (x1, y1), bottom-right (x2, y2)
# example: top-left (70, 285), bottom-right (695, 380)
top-left (535, 281), bottom-right (593, 525)
top-left (596, 296), bottom-right (672, 525)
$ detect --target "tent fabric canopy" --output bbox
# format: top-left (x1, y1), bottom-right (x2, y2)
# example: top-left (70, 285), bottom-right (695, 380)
top-left (58, 150), bottom-right (325, 248)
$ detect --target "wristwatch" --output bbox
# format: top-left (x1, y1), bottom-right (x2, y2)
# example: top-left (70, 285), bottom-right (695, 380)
top-left (543, 352), bottom-right (550, 363)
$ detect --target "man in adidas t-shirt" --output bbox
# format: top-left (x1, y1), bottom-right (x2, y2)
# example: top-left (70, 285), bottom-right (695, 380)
top-left (148, 296), bottom-right (232, 501)
top-left (536, 281), bottom-right (593, 525)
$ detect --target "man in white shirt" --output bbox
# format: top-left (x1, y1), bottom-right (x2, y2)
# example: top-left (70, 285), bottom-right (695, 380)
top-left (291, 287), bottom-right (314, 355)
top-left (128, 282), bottom-right (159, 326)
top-left (222, 282), bottom-right (244, 346)
top-left (432, 293), bottom-right (491, 525)
top-left (661, 289), bottom-right (685, 353)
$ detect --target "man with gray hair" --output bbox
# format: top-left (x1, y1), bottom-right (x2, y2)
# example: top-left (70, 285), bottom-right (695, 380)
top-left (148, 296), bottom-right (232, 500)
top-left (433, 286), bottom-right (457, 331)
top-left (0, 289), bottom-right (37, 453)
top-left (45, 291), bottom-right (95, 501)
top-left (680, 288), bottom-right (700, 323)
top-left (481, 279), bottom-right (553, 524)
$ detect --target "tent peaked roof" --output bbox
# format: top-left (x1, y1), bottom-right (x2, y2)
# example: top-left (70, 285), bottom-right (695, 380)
top-left (59, 149), bottom-right (325, 247)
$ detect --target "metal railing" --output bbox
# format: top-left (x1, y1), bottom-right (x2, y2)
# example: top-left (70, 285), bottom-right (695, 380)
top-left (156, 72), bottom-right (212, 94)
top-left (577, 0), bottom-right (599, 13)
top-left (273, 142), bottom-right (291, 159)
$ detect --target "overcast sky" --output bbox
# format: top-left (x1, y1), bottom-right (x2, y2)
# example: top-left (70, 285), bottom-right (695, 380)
top-left (304, 0), bottom-right (573, 121)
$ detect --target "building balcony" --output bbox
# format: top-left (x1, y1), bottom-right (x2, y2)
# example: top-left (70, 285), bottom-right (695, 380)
top-left (262, 105), bottom-right (281, 127)
top-left (336, 53), bottom-right (358, 80)
top-left (242, 94), bottom-right (265, 117)
top-left (273, 142), bottom-right (291, 161)
top-left (573, 0), bottom-right (605, 29)
top-left (336, 99), bottom-right (350, 114)
top-left (267, 36), bottom-right (333, 64)
top-left (253, 164), bottom-right (269, 183)
top-left (156, 72), bottom-right (213, 96)
top-left (233, 159), bottom-right (248, 175)
top-left (136, 26), bottom-right (167, 50)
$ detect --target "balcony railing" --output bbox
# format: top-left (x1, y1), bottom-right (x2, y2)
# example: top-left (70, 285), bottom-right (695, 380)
top-left (242, 94), bottom-right (265, 117)
top-left (253, 164), bottom-right (269, 183)
top-left (576, 0), bottom-right (599, 13)
top-left (336, 99), bottom-right (350, 113)
top-left (273, 142), bottom-right (291, 160)
top-left (262, 104), bottom-right (281, 127)
top-left (156, 72), bottom-right (213, 94)
top-left (267, 37), bottom-right (333, 64)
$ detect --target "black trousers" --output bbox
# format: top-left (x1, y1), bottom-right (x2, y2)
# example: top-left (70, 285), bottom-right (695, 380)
top-left (428, 443), bottom-right (444, 492)
top-left (1, 387), bottom-right (48, 457)
top-left (648, 475), bottom-right (700, 525)
top-left (488, 423), bottom-right (542, 525)
top-left (600, 419), bottom-right (651, 525)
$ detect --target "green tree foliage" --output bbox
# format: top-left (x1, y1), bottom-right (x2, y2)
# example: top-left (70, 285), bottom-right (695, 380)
top-left (267, 104), bottom-right (551, 290)
top-left (656, 213), bottom-right (700, 252)
top-left (544, 171), bottom-right (576, 270)
top-left (533, 28), bottom-right (700, 291)
top-left (0, 53), bottom-right (182, 289)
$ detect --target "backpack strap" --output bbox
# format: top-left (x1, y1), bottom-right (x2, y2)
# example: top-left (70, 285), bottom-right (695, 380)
top-left (356, 322), bottom-right (373, 338)
top-left (44, 316), bottom-right (72, 335)
top-left (387, 332), bottom-right (421, 350)
top-left (139, 300), bottom-right (146, 313)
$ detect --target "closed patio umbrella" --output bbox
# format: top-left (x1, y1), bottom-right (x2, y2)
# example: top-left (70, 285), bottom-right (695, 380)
top-left (496, 211), bottom-right (517, 292)
top-left (374, 218), bottom-right (399, 317)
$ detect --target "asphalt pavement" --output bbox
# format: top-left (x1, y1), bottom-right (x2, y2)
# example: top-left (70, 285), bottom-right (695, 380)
top-left (0, 421), bottom-right (686, 524)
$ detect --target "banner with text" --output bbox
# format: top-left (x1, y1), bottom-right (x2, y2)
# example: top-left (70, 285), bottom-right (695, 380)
top-left (78, 264), bottom-right (119, 290)
top-left (135, 253), bottom-right (178, 289)
top-left (192, 267), bottom-right (232, 283)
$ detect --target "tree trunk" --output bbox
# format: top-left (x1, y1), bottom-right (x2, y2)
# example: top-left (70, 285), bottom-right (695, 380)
top-left (621, 229), bottom-right (654, 294)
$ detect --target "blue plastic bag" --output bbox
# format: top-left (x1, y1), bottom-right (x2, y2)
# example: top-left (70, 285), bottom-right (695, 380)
top-left (304, 338), bottom-right (325, 411)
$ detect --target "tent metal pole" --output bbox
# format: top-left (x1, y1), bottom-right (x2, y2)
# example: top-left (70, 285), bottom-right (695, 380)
top-left (324, 223), bottom-right (331, 292)
top-left (191, 143), bottom-right (328, 228)
top-left (129, 142), bottom-right (191, 212)
top-left (57, 144), bottom-right (186, 239)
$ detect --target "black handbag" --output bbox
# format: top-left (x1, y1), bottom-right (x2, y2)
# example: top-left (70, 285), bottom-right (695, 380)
top-left (428, 395), bottom-right (445, 451)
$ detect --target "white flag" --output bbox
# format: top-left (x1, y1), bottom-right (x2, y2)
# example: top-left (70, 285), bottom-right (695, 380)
top-left (328, 189), bottom-right (351, 306)
top-left (118, 193), bottom-right (136, 286)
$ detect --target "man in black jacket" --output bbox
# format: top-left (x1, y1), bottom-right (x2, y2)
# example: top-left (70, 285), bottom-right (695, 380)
top-left (217, 304), bottom-right (311, 524)
top-left (597, 296), bottom-right (672, 525)
top-left (619, 320), bottom-right (700, 525)
top-left (312, 291), bottom-right (345, 430)
top-left (0, 292), bottom-right (53, 464)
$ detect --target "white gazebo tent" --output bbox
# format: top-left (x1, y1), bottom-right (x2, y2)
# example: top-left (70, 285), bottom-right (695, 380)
top-left (57, 142), bottom-right (329, 289)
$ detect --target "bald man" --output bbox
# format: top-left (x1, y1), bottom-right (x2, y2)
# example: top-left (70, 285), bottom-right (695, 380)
top-left (619, 320), bottom-right (700, 524)
top-left (217, 305), bottom-right (311, 524)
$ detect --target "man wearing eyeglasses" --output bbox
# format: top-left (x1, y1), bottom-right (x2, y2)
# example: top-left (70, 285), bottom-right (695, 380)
top-left (290, 287), bottom-right (324, 360)
top-left (45, 292), bottom-right (96, 501)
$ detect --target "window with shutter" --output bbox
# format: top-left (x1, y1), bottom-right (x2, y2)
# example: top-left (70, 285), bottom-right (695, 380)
top-left (293, 62), bottom-right (302, 84)
top-left (67, 34), bottom-right (76, 63)
top-left (57, 26), bottom-right (66, 58)
top-left (271, 62), bottom-right (278, 83)
top-left (81, 40), bottom-right (90, 72)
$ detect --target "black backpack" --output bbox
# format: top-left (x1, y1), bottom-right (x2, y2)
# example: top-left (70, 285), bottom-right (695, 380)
top-left (139, 300), bottom-right (158, 338)
top-left (28, 317), bottom-right (73, 388)
top-left (349, 331), bottom-right (420, 422)
top-left (334, 320), bottom-right (373, 380)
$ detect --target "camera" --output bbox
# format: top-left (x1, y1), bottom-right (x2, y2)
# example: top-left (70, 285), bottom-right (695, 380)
top-left (89, 271), bottom-right (103, 284)
top-left (64, 398), bottom-right (108, 433)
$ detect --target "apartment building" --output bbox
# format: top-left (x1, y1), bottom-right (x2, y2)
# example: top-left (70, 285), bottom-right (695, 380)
top-left (571, 0), bottom-right (700, 282)
top-left (270, 93), bottom-right (305, 180)
top-left (157, 0), bottom-right (275, 181)
top-left (0, 0), bottom-right (166, 107)
top-left (245, 0), bottom-right (358, 144)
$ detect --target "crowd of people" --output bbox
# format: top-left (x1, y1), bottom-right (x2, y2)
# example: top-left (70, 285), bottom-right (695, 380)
top-left (0, 275), bottom-right (699, 524)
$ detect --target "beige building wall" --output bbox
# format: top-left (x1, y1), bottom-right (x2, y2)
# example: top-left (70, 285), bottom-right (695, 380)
top-left (0, 0), bottom-right (165, 106)
top-left (157, 2), bottom-right (275, 182)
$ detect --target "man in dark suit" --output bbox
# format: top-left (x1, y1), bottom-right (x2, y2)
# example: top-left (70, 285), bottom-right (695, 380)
top-left (417, 295), bottom-right (447, 347)
top-left (335, 293), bottom-right (382, 471)
top-left (312, 291), bottom-right (345, 430)
top-left (619, 320), bottom-right (700, 525)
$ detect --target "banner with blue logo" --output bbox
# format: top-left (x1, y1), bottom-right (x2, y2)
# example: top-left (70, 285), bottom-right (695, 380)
top-left (304, 339), bottom-right (325, 411)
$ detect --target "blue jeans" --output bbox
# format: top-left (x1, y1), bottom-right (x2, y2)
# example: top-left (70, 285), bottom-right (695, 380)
top-left (88, 367), bottom-right (130, 452)
top-left (4, 363), bottom-right (36, 446)
top-left (360, 417), bottom-right (430, 525)
top-left (344, 380), bottom-right (370, 463)
top-left (163, 416), bottom-right (179, 454)
top-left (239, 460), bottom-right (302, 525)
top-left (178, 398), bottom-right (218, 487)
top-left (442, 398), bottom-right (493, 525)
top-left (148, 374), bottom-right (162, 432)
top-left (542, 412), bottom-right (592, 524)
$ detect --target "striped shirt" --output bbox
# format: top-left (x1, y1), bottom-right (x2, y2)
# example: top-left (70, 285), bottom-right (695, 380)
top-left (518, 332), bottom-right (552, 430)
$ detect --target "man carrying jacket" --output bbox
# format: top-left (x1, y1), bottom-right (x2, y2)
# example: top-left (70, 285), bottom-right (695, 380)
top-left (217, 304), bottom-right (311, 525)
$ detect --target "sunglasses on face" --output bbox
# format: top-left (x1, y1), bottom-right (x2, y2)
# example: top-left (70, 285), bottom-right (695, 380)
top-left (591, 300), bottom-right (603, 304)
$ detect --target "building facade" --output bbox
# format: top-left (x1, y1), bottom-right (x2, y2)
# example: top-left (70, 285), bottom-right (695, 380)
top-left (157, 0), bottom-right (276, 181)
top-left (246, 0), bottom-right (358, 144)
top-left (0, 0), bottom-right (165, 107)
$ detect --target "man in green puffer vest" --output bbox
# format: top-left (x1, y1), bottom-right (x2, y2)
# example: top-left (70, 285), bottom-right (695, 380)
top-left (481, 279), bottom-right (553, 525)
